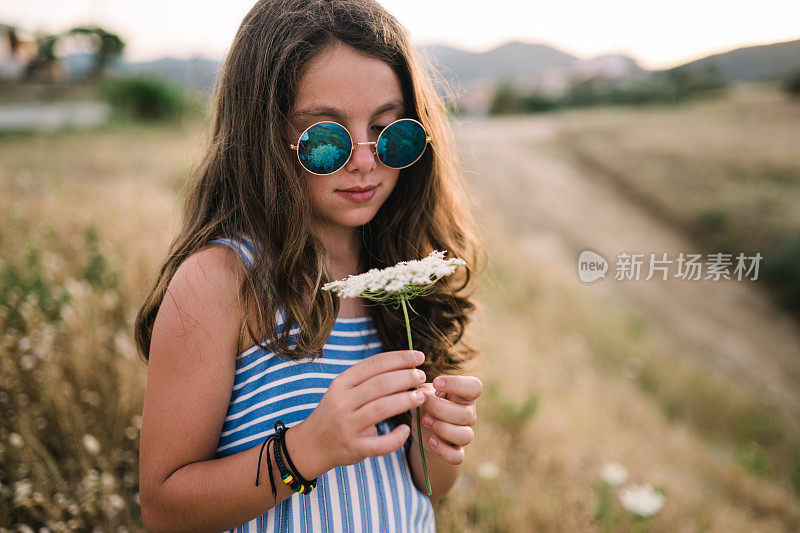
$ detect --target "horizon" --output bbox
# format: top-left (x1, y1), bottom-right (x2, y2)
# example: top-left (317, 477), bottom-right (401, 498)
top-left (85, 36), bottom-right (800, 73)
top-left (3, 1), bottom-right (800, 71)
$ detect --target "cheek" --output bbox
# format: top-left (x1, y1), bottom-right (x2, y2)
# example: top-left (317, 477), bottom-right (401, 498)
top-left (381, 170), bottom-right (401, 197)
top-left (306, 180), bottom-right (332, 211)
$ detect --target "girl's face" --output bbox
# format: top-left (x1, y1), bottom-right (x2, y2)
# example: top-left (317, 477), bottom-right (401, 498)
top-left (286, 41), bottom-right (405, 233)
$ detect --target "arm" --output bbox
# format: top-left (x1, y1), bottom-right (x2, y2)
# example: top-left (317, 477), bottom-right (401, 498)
top-left (138, 246), bottom-right (330, 532)
top-left (145, 420), bottom-right (328, 533)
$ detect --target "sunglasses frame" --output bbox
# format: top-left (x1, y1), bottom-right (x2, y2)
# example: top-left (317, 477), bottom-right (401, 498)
top-left (288, 117), bottom-right (432, 176)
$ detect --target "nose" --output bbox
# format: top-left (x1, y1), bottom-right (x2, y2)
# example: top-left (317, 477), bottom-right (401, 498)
top-left (345, 138), bottom-right (378, 173)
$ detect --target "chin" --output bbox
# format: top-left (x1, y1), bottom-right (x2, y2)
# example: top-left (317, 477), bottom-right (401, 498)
top-left (346, 214), bottom-right (377, 227)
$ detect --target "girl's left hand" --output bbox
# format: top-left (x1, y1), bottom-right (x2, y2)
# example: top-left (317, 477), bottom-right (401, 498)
top-left (413, 375), bottom-right (482, 465)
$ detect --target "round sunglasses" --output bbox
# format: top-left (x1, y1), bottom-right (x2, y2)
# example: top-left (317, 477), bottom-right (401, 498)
top-left (288, 117), bottom-right (432, 176)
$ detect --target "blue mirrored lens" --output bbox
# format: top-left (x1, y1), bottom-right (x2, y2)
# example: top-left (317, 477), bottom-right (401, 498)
top-left (298, 122), bottom-right (351, 174)
top-left (377, 119), bottom-right (427, 168)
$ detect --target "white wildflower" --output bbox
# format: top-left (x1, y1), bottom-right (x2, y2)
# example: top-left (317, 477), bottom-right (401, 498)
top-left (477, 461), bottom-right (499, 480)
top-left (107, 493), bottom-right (125, 511)
top-left (13, 479), bottom-right (32, 505)
top-left (20, 355), bottom-right (36, 370)
top-left (9, 432), bottom-right (24, 448)
top-left (322, 250), bottom-right (466, 301)
top-left (17, 336), bottom-right (32, 353)
top-left (101, 472), bottom-right (116, 491)
top-left (599, 462), bottom-right (628, 487)
top-left (618, 482), bottom-right (666, 517)
top-left (82, 434), bottom-right (101, 455)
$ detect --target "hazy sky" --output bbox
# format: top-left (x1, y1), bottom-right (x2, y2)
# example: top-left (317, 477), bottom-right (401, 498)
top-left (5, 1), bottom-right (799, 70)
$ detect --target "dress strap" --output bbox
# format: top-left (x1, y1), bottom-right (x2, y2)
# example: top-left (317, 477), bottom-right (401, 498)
top-left (207, 234), bottom-right (287, 326)
top-left (208, 234), bottom-right (257, 270)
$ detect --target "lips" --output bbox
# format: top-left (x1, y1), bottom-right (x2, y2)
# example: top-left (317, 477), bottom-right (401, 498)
top-left (337, 185), bottom-right (377, 192)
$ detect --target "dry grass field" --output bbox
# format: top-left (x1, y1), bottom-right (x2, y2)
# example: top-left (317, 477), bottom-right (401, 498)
top-left (2, 82), bottom-right (800, 531)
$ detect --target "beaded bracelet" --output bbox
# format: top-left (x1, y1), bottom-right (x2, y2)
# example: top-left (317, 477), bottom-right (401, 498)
top-left (273, 420), bottom-right (317, 494)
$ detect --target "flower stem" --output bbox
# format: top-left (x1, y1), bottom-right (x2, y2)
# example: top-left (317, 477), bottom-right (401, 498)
top-left (400, 295), bottom-right (432, 496)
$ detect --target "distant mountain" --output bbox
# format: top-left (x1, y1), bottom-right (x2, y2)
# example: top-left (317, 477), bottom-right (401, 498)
top-left (67, 37), bottom-right (799, 102)
top-left (419, 40), bottom-right (578, 87)
top-left (668, 38), bottom-right (800, 82)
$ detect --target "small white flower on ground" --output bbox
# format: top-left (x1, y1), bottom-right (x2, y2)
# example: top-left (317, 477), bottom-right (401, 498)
top-left (9, 432), bottom-right (24, 448)
top-left (477, 461), bottom-right (499, 480)
top-left (107, 493), bottom-right (125, 511)
top-left (82, 434), bottom-right (101, 455)
top-left (618, 482), bottom-right (666, 517)
top-left (600, 461), bottom-right (628, 486)
top-left (13, 479), bottom-right (32, 505)
top-left (101, 471), bottom-right (116, 491)
top-left (17, 336), bottom-right (32, 352)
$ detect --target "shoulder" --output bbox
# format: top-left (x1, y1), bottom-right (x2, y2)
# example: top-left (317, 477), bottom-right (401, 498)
top-left (169, 243), bottom-right (248, 318)
top-left (152, 242), bottom-right (250, 364)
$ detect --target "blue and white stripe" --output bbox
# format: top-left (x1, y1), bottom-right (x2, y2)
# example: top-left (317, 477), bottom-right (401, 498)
top-left (209, 235), bottom-right (435, 533)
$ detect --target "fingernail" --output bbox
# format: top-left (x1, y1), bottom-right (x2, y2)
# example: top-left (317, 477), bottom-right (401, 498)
top-left (423, 414), bottom-right (433, 426)
top-left (429, 435), bottom-right (438, 447)
top-left (415, 390), bottom-right (426, 402)
top-left (414, 351), bottom-right (425, 363)
top-left (434, 377), bottom-right (444, 389)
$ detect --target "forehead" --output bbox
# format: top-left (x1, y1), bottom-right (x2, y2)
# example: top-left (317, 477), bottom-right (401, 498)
top-left (292, 43), bottom-right (404, 121)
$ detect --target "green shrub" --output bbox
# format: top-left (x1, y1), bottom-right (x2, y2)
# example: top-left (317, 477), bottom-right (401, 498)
top-left (761, 230), bottom-right (800, 319)
top-left (83, 224), bottom-right (119, 289)
top-left (99, 76), bottom-right (186, 121)
top-left (783, 69), bottom-right (800, 98)
top-left (488, 81), bottom-right (525, 115)
top-left (0, 247), bottom-right (72, 332)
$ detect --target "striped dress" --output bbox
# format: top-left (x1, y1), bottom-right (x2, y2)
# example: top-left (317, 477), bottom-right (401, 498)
top-left (209, 235), bottom-right (435, 533)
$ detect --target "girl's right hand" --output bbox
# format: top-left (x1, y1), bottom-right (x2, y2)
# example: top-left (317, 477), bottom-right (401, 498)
top-left (301, 349), bottom-right (428, 472)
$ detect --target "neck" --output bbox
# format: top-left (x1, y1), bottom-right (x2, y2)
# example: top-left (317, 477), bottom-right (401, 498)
top-left (313, 220), bottom-right (362, 271)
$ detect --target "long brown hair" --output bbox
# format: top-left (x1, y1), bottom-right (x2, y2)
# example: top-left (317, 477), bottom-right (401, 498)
top-left (134, 0), bottom-right (486, 411)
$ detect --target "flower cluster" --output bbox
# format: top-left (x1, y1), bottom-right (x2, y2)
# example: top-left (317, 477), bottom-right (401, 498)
top-left (322, 250), bottom-right (466, 302)
top-left (597, 461), bottom-right (666, 523)
top-left (618, 483), bottom-right (666, 518)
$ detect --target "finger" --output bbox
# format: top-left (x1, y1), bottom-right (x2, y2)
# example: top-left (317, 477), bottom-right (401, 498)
top-left (432, 375), bottom-right (483, 403)
top-left (359, 423), bottom-right (412, 458)
top-left (421, 391), bottom-right (477, 426)
top-left (421, 415), bottom-right (474, 447)
top-left (340, 350), bottom-right (425, 387)
top-left (352, 388), bottom-right (426, 429)
top-left (351, 367), bottom-right (427, 410)
top-left (424, 433), bottom-right (465, 465)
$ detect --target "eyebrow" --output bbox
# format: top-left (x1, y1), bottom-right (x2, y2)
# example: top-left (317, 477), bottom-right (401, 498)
top-left (290, 98), bottom-right (405, 121)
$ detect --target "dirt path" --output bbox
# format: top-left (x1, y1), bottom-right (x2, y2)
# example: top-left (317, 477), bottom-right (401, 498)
top-left (453, 113), bottom-right (800, 423)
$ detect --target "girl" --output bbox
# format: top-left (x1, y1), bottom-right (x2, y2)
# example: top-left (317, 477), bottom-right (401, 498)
top-left (134, 0), bottom-right (486, 531)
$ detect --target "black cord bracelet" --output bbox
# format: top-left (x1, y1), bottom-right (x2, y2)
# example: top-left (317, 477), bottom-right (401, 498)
top-left (280, 424), bottom-right (316, 489)
top-left (255, 433), bottom-right (278, 502)
top-left (274, 420), bottom-right (317, 494)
